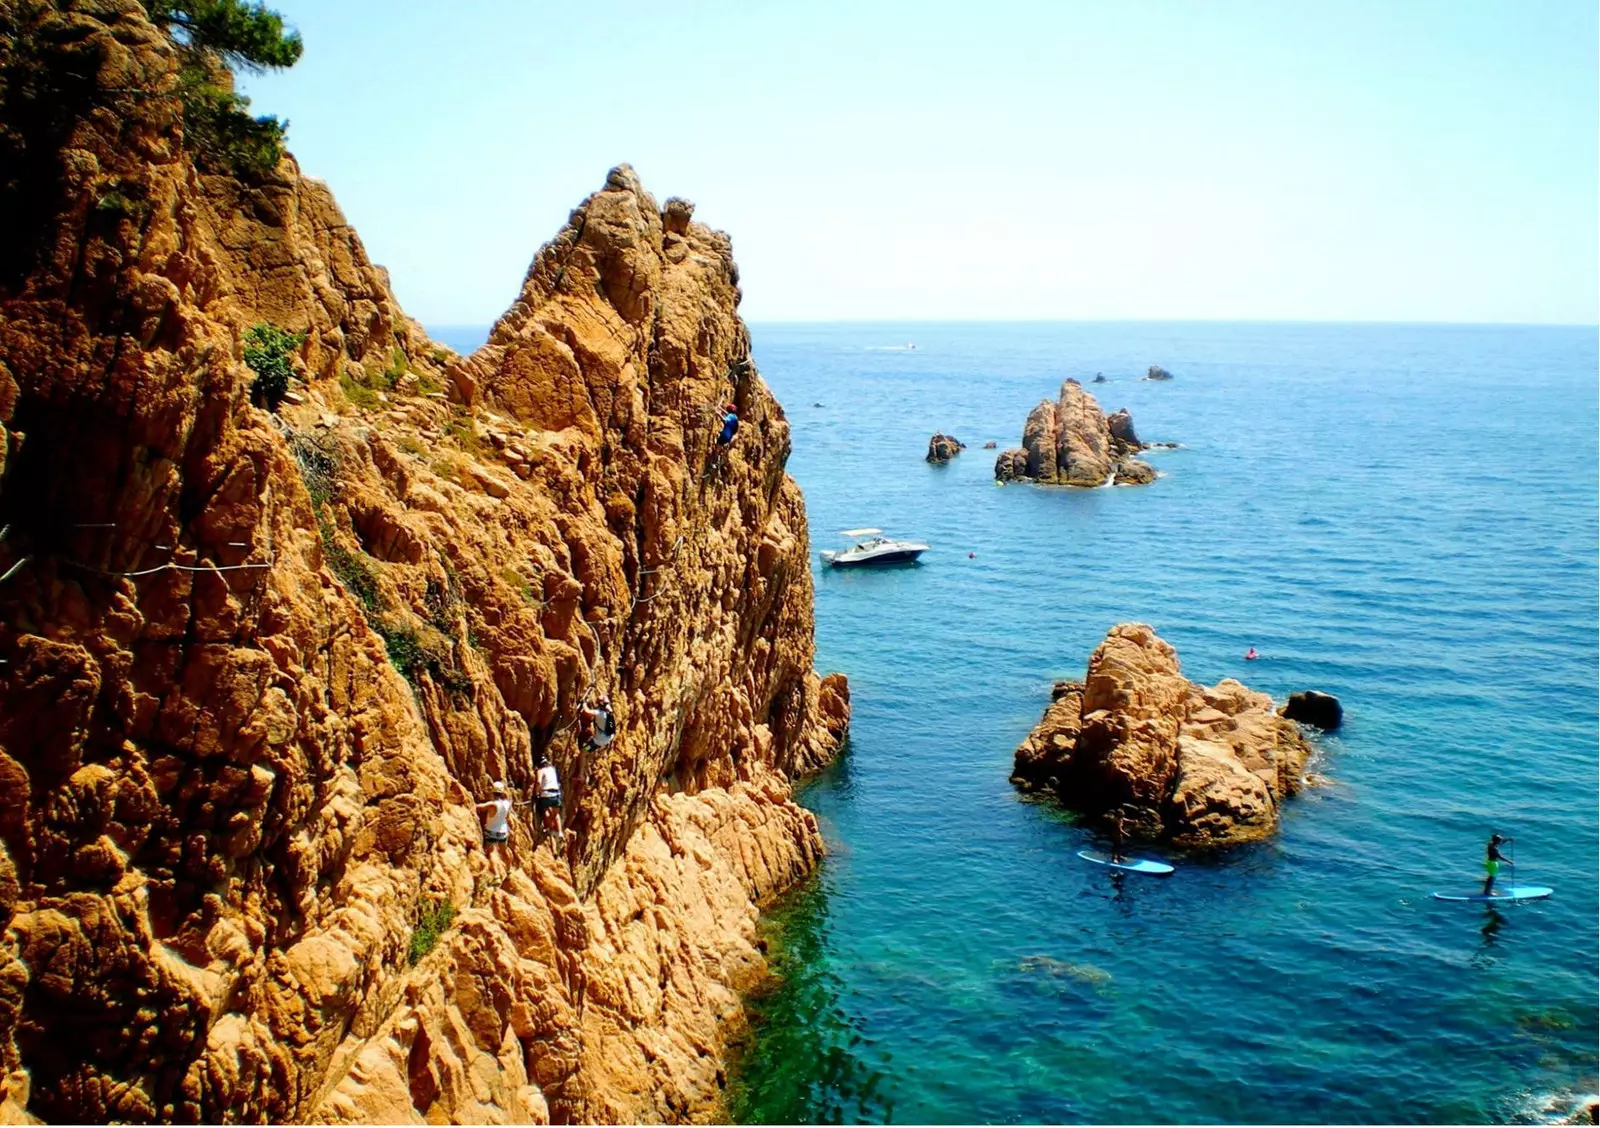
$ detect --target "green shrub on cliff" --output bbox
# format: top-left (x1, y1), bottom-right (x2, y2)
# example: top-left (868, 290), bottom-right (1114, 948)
top-left (141, 0), bottom-right (303, 177)
top-left (243, 321), bottom-right (301, 410)
top-left (407, 897), bottom-right (455, 965)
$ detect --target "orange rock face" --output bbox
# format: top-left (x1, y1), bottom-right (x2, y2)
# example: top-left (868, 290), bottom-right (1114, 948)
top-left (1011, 624), bottom-right (1313, 846)
top-left (0, 4), bottom-right (846, 1122)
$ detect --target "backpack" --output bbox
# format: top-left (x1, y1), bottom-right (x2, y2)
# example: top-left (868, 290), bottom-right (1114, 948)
top-left (598, 707), bottom-right (615, 737)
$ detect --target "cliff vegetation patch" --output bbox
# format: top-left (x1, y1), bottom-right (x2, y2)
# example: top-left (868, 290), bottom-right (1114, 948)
top-left (145, 0), bottom-right (304, 176)
top-left (408, 897), bottom-right (456, 965)
top-left (244, 321), bottom-right (302, 410)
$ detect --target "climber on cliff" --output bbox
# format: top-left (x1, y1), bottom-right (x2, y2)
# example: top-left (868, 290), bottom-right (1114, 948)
top-left (535, 755), bottom-right (564, 842)
top-left (706, 403), bottom-right (740, 475)
top-left (476, 781), bottom-right (513, 849)
top-left (580, 693), bottom-right (615, 752)
top-left (717, 403), bottom-right (739, 446)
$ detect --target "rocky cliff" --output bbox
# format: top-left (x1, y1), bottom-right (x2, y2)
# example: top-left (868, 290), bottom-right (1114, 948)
top-left (993, 380), bottom-right (1156, 486)
top-left (0, 2), bottom-right (846, 1122)
top-left (1010, 624), bottom-right (1313, 846)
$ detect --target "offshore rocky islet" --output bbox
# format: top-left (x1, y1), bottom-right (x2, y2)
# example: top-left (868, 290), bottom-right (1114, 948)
top-left (993, 378), bottom-right (1159, 487)
top-left (1010, 623), bottom-right (1316, 847)
top-left (0, 2), bottom-right (849, 1122)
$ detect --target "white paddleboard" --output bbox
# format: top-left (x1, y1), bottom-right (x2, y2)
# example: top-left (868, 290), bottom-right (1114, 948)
top-left (1077, 849), bottom-right (1174, 876)
top-left (1431, 886), bottom-right (1552, 903)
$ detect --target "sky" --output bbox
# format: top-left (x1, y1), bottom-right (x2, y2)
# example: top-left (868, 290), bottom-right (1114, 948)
top-left (241, 0), bottom-right (1599, 326)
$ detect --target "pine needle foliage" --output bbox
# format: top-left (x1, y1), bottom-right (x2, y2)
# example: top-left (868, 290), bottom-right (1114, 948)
top-left (140, 0), bottom-right (303, 176)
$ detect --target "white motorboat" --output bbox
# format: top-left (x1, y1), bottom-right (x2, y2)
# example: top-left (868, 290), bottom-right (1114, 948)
top-left (820, 528), bottom-right (930, 568)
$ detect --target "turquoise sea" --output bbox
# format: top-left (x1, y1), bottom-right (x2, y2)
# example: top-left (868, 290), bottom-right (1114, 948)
top-left (431, 322), bottom-right (1599, 1124)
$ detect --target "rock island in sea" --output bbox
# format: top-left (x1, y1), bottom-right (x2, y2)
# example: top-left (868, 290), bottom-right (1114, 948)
top-left (0, 4), bottom-right (846, 1121)
top-left (994, 379), bottom-right (1159, 486)
top-left (1010, 624), bottom-right (1315, 847)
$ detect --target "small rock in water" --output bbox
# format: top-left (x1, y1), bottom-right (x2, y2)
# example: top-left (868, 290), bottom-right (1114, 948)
top-left (926, 432), bottom-right (965, 463)
top-left (1281, 690), bottom-right (1343, 730)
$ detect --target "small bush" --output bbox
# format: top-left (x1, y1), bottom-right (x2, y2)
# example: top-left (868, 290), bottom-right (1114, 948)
top-left (339, 369), bottom-right (380, 410)
top-left (501, 566), bottom-right (536, 605)
top-left (381, 347), bottom-right (408, 389)
top-left (380, 618), bottom-right (473, 696)
top-left (444, 412), bottom-right (481, 455)
top-left (430, 348), bottom-right (451, 365)
top-left (407, 897), bottom-right (455, 965)
top-left (398, 435), bottom-right (425, 457)
top-left (380, 620), bottom-right (427, 677)
top-left (244, 323), bottom-right (303, 411)
top-left (318, 512), bottom-right (382, 613)
top-left (416, 371), bottom-right (444, 396)
top-left (94, 187), bottom-right (150, 221)
top-left (424, 575), bottom-right (461, 631)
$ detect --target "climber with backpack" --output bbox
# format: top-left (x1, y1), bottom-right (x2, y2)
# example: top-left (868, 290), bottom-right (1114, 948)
top-left (581, 692), bottom-right (616, 752)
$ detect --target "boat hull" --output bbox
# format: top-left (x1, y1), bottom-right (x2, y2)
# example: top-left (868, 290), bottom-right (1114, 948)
top-left (825, 549), bottom-right (926, 567)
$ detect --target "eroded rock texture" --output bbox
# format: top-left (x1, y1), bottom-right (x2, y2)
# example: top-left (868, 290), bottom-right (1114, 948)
top-left (1010, 624), bottom-right (1313, 847)
top-left (993, 380), bottom-right (1156, 486)
top-left (0, 3), bottom-right (846, 1122)
top-left (925, 433), bottom-right (963, 463)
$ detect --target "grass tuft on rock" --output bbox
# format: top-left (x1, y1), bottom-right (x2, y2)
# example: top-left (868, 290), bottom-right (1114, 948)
top-left (407, 897), bottom-right (455, 965)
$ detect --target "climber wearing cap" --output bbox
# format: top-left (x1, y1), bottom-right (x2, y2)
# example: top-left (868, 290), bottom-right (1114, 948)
top-left (476, 781), bottom-right (513, 846)
top-left (717, 404), bottom-right (739, 446)
top-left (535, 755), bottom-right (564, 840)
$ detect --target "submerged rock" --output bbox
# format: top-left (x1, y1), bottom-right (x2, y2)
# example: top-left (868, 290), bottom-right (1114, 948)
top-left (1281, 690), bottom-right (1343, 730)
top-left (927, 432), bottom-right (965, 463)
top-left (1145, 364), bottom-right (1174, 380)
top-left (982, 440), bottom-right (997, 449)
top-left (993, 380), bottom-right (1158, 487)
top-left (1011, 624), bottom-right (1315, 847)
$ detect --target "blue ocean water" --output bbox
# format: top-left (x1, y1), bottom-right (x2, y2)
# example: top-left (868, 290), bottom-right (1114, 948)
top-left (430, 320), bottom-right (1598, 1123)
top-left (734, 323), bottom-right (1599, 1125)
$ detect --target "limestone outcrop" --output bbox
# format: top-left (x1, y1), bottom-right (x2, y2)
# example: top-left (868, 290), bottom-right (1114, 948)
top-left (926, 433), bottom-right (964, 463)
top-left (0, 4), bottom-right (846, 1122)
top-left (993, 380), bottom-right (1157, 486)
top-left (1010, 624), bottom-right (1314, 846)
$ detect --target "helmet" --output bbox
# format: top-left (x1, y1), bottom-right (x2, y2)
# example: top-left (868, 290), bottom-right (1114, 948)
top-left (492, 780), bottom-right (507, 795)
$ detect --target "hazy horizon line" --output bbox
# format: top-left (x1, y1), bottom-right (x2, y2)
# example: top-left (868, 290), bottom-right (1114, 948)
top-left (423, 317), bottom-right (1599, 330)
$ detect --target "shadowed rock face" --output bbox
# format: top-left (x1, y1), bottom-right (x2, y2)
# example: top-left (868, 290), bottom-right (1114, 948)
top-left (1282, 690), bottom-right (1343, 731)
top-left (1010, 624), bottom-right (1314, 847)
top-left (0, 3), bottom-right (846, 1122)
top-left (993, 380), bottom-right (1155, 486)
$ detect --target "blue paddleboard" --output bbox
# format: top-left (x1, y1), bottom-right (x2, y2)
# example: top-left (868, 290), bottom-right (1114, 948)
top-left (1078, 849), bottom-right (1174, 876)
top-left (1430, 886), bottom-right (1552, 903)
